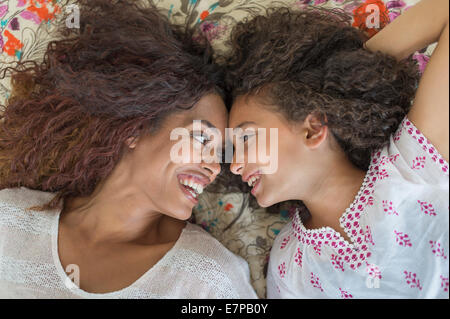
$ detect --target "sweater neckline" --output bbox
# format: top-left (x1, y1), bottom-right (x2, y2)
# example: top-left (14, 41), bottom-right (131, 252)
top-left (290, 149), bottom-right (380, 270)
top-left (293, 164), bottom-right (373, 248)
top-left (50, 207), bottom-right (189, 298)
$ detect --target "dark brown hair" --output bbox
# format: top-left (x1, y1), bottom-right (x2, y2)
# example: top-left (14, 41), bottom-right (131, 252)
top-left (218, 6), bottom-right (420, 215)
top-left (0, 0), bottom-right (224, 210)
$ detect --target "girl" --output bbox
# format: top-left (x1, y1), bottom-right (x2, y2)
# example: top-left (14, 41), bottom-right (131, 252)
top-left (226, 0), bottom-right (448, 298)
top-left (0, 0), bottom-right (257, 298)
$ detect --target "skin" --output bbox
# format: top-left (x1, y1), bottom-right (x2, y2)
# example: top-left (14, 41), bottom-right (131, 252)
top-left (229, 96), bottom-right (365, 243)
top-left (230, 0), bottom-right (449, 244)
top-left (58, 93), bottom-right (227, 294)
top-left (365, 0), bottom-right (449, 164)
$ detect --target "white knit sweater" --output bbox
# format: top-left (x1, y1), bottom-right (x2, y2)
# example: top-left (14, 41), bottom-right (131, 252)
top-left (0, 187), bottom-right (258, 299)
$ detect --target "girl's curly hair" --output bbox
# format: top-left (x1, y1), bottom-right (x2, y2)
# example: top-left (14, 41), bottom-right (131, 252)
top-left (0, 0), bottom-right (224, 210)
top-left (219, 6), bottom-right (420, 213)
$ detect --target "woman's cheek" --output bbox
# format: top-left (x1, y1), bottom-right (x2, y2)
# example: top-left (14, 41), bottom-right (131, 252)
top-left (169, 138), bottom-right (195, 164)
top-left (192, 141), bottom-right (207, 164)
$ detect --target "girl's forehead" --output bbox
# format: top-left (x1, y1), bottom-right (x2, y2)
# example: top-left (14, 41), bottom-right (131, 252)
top-left (229, 96), bottom-right (258, 120)
top-left (229, 95), bottom-right (275, 127)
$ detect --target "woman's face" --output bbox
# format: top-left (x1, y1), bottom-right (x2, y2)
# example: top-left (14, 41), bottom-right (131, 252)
top-left (122, 93), bottom-right (227, 220)
top-left (229, 95), bottom-right (327, 207)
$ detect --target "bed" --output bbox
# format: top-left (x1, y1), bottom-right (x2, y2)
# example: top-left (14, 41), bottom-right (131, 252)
top-left (0, 0), bottom-right (432, 298)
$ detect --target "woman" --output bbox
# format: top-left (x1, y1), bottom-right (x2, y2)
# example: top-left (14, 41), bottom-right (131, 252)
top-left (226, 0), bottom-right (448, 298)
top-left (0, 0), bottom-right (257, 298)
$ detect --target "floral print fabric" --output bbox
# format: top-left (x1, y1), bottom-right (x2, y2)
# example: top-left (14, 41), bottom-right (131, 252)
top-left (267, 115), bottom-right (449, 298)
top-left (0, 0), bottom-right (435, 106)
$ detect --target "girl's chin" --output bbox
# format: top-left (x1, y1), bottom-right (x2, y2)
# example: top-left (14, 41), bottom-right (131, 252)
top-left (253, 184), bottom-right (284, 208)
top-left (254, 192), bottom-right (275, 208)
top-left (256, 201), bottom-right (271, 208)
top-left (251, 177), bottom-right (278, 208)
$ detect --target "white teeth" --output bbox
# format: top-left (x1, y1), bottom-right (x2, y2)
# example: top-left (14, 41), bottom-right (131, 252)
top-left (247, 175), bottom-right (261, 187)
top-left (179, 178), bottom-right (204, 196)
top-left (187, 188), bottom-right (197, 198)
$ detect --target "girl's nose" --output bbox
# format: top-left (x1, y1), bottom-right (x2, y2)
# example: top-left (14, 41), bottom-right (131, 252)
top-left (230, 162), bottom-right (244, 175)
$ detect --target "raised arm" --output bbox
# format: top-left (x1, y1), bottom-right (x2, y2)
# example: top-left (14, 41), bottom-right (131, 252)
top-left (365, 0), bottom-right (449, 163)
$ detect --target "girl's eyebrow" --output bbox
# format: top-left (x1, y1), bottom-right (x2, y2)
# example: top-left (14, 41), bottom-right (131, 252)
top-left (235, 121), bottom-right (257, 129)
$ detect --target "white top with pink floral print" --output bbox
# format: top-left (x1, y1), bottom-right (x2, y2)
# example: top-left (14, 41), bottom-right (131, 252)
top-left (267, 115), bottom-right (449, 299)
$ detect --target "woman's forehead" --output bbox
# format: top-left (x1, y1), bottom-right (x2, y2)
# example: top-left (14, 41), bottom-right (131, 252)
top-left (173, 94), bottom-right (228, 131)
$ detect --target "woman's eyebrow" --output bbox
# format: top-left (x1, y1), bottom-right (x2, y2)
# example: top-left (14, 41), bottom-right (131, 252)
top-left (182, 119), bottom-right (217, 129)
top-left (202, 120), bottom-right (216, 129)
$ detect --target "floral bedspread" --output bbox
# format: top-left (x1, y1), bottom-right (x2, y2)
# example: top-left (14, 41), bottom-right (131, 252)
top-left (0, 0), bottom-right (431, 298)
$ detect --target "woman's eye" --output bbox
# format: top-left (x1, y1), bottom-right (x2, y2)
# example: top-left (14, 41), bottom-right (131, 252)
top-left (192, 132), bottom-right (210, 145)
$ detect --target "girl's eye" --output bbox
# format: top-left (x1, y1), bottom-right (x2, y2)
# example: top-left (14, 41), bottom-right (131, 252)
top-left (241, 134), bottom-right (253, 142)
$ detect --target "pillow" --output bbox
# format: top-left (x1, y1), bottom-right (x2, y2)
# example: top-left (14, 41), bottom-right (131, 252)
top-left (1, 0), bottom-right (66, 107)
top-left (154, 0), bottom-right (435, 65)
top-left (191, 192), bottom-right (290, 298)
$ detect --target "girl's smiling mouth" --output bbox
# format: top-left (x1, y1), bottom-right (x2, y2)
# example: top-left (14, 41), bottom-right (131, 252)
top-left (243, 171), bottom-right (262, 196)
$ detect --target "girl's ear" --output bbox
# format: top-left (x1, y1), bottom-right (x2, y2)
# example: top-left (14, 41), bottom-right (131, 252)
top-left (303, 113), bottom-right (328, 149)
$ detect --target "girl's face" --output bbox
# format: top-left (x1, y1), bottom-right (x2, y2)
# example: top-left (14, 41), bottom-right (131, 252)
top-left (229, 95), bottom-right (328, 207)
top-left (121, 93), bottom-right (227, 220)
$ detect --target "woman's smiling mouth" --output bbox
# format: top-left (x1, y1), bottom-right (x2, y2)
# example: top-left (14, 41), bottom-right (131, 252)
top-left (177, 173), bottom-right (209, 204)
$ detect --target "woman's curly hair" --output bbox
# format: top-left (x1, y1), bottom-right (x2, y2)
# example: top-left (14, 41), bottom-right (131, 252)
top-left (219, 6), bottom-right (420, 214)
top-left (0, 0), bottom-right (224, 210)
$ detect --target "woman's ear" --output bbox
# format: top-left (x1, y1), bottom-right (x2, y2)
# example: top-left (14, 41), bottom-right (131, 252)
top-left (126, 136), bottom-right (139, 149)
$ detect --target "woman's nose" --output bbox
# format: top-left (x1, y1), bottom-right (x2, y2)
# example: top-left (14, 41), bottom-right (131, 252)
top-left (201, 162), bottom-right (221, 180)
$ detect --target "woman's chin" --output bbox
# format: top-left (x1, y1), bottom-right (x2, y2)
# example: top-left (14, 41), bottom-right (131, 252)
top-left (180, 212), bottom-right (193, 221)
top-left (165, 198), bottom-right (194, 220)
top-left (169, 207), bottom-right (192, 221)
